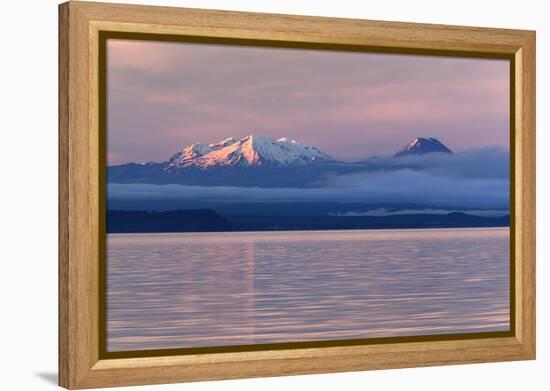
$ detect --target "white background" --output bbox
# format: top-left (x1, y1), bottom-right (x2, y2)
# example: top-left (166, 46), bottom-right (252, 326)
top-left (1, 0), bottom-right (547, 389)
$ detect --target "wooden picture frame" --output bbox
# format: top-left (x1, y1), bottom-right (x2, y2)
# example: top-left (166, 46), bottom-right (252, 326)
top-left (59, 1), bottom-right (536, 389)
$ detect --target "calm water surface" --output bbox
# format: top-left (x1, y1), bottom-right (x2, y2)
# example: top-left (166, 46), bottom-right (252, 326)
top-left (106, 228), bottom-right (509, 351)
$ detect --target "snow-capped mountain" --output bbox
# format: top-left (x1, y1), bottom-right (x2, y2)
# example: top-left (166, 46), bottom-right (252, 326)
top-left (167, 135), bottom-right (333, 169)
top-left (394, 137), bottom-right (453, 157)
top-left (108, 135), bottom-right (458, 187)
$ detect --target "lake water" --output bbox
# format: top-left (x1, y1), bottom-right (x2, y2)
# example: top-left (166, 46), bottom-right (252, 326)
top-left (106, 227), bottom-right (509, 352)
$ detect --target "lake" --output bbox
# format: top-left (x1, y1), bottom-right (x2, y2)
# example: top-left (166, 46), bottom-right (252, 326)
top-left (106, 227), bottom-right (510, 352)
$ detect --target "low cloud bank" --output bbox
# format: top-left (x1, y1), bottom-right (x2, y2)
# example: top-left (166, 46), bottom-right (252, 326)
top-left (108, 147), bottom-right (510, 212)
top-left (330, 208), bottom-right (509, 218)
top-left (344, 147), bottom-right (509, 179)
top-left (108, 173), bottom-right (508, 211)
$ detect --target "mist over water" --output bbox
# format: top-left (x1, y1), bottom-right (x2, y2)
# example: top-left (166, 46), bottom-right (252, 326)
top-left (106, 228), bottom-right (509, 351)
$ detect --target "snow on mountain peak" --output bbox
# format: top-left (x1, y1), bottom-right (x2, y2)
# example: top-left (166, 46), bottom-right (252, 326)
top-left (167, 134), bottom-right (333, 169)
top-left (277, 137), bottom-right (297, 144)
top-left (394, 137), bottom-right (453, 157)
top-left (168, 143), bottom-right (212, 166)
top-left (208, 137), bottom-right (237, 150)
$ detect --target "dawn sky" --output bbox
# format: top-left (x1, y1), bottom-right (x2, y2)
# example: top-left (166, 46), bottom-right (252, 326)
top-left (107, 39), bottom-right (509, 165)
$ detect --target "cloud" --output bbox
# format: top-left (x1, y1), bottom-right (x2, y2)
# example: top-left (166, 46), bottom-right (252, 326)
top-left (107, 174), bottom-right (508, 210)
top-left (107, 174), bottom-right (508, 212)
top-left (107, 147), bottom-right (509, 212)
top-left (335, 147), bottom-right (509, 180)
top-left (329, 208), bottom-right (508, 217)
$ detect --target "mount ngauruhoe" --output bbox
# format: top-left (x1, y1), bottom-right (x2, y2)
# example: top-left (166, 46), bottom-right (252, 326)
top-left (108, 135), bottom-right (454, 187)
top-left (393, 137), bottom-right (453, 157)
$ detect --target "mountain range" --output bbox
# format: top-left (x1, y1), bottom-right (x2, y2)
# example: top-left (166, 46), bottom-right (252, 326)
top-left (108, 135), bottom-right (454, 187)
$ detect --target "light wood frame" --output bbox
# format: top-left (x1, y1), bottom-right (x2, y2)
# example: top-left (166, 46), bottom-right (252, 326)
top-left (59, 1), bottom-right (536, 389)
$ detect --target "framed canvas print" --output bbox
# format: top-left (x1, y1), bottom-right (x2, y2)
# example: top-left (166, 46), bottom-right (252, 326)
top-left (59, 1), bottom-right (536, 389)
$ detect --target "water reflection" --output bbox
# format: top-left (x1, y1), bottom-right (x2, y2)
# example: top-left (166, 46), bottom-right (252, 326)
top-left (107, 228), bottom-right (509, 351)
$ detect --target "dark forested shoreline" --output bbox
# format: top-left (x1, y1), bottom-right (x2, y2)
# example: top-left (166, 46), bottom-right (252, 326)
top-left (107, 209), bottom-right (509, 234)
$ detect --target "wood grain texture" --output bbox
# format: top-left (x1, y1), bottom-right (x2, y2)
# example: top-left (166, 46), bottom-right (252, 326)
top-left (517, 33), bottom-right (536, 355)
top-left (58, 3), bottom-right (70, 387)
top-left (58, 1), bottom-right (536, 388)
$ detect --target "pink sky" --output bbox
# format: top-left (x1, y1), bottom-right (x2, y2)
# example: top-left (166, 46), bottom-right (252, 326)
top-left (107, 39), bottom-right (509, 165)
